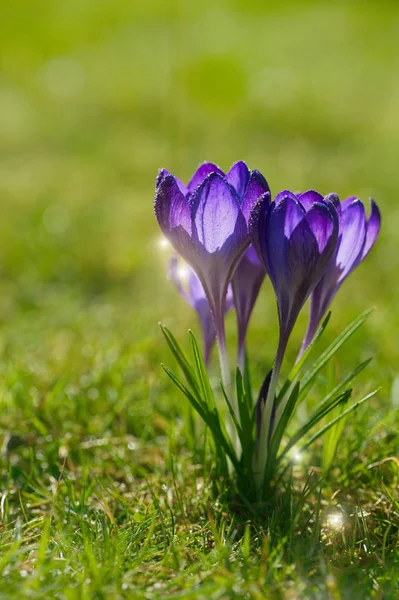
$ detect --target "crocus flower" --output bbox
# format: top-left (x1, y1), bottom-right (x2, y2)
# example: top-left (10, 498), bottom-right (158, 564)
top-left (299, 195), bottom-right (381, 354)
top-left (231, 245), bottom-right (266, 372)
top-left (250, 190), bottom-right (339, 346)
top-left (168, 255), bottom-right (234, 367)
top-left (249, 190), bottom-right (339, 487)
top-left (155, 161), bottom-right (270, 392)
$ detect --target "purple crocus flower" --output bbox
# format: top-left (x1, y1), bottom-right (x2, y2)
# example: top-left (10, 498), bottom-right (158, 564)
top-left (299, 195), bottom-right (381, 354)
top-left (250, 190), bottom-right (339, 484)
top-left (231, 245), bottom-right (266, 372)
top-left (168, 255), bottom-right (234, 367)
top-left (155, 161), bottom-right (270, 392)
top-left (250, 190), bottom-right (339, 346)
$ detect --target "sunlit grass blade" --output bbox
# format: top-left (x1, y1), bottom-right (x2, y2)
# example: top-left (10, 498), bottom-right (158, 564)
top-left (161, 364), bottom-right (207, 422)
top-left (298, 388), bottom-right (378, 454)
top-left (160, 323), bottom-right (201, 397)
top-left (236, 368), bottom-right (253, 442)
top-left (315, 358), bottom-right (372, 423)
top-left (162, 364), bottom-right (239, 471)
top-left (279, 389), bottom-right (353, 460)
top-left (277, 389), bottom-right (378, 483)
top-left (188, 330), bottom-right (216, 412)
top-left (299, 308), bottom-right (373, 399)
top-left (220, 381), bottom-right (242, 441)
top-left (322, 398), bottom-right (348, 473)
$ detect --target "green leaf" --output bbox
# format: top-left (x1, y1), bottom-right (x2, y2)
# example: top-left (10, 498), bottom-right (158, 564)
top-left (322, 398), bottom-right (348, 473)
top-left (277, 389), bottom-right (378, 483)
top-left (161, 364), bottom-right (207, 422)
top-left (299, 388), bottom-right (378, 453)
top-left (243, 351), bottom-right (253, 408)
top-left (189, 330), bottom-right (216, 412)
top-left (220, 380), bottom-right (242, 440)
top-left (236, 368), bottom-right (253, 441)
top-left (162, 363), bottom-right (240, 471)
top-left (160, 324), bottom-right (200, 397)
top-left (315, 358), bottom-right (372, 418)
top-left (280, 389), bottom-right (353, 460)
top-left (299, 308), bottom-right (373, 398)
top-left (264, 383), bottom-right (300, 488)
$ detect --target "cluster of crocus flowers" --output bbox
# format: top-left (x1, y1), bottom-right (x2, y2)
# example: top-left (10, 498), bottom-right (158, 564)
top-left (154, 160), bottom-right (380, 477)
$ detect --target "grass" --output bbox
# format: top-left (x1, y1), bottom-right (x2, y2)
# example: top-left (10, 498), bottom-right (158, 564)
top-left (0, 0), bottom-right (399, 597)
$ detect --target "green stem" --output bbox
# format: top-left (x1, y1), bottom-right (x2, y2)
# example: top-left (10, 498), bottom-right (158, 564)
top-left (254, 332), bottom-right (288, 495)
top-left (216, 322), bottom-right (241, 458)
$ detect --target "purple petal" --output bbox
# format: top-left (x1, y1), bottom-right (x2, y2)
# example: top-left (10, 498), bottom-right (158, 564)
top-left (225, 284), bottom-right (234, 311)
top-left (241, 170), bottom-right (271, 223)
top-left (245, 244), bottom-right (262, 266)
top-left (156, 168), bottom-right (169, 188)
top-left (341, 195), bottom-right (358, 211)
top-left (197, 301), bottom-right (216, 367)
top-left (265, 198), bottom-right (293, 288)
top-left (187, 162), bottom-right (224, 193)
top-left (232, 246), bottom-right (266, 350)
top-left (274, 190), bottom-right (298, 205)
top-left (249, 193), bottom-right (273, 274)
top-left (335, 199), bottom-right (366, 279)
top-left (297, 190), bottom-right (324, 212)
top-left (287, 219), bottom-right (319, 287)
top-left (168, 255), bottom-right (192, 306)
top-left (324, 193), bottom-right (342, 223)
top-left (157, 169), bottom-right (188, 195)
top-left (360, 199), bottom-right (381, 261)
top-left (188, 267), bottom-right (207, 307)
top-left (190, 173), bottom-right (242, 253)
top-left (285, 214), bottom-right (337, 330)
top-left (187, 271), bottom-right (216, 367)
top-left (305, 202), bottom-right (337, 253)
top-left (154, 175), bottom-right (192, 237)
top-left (284, 198), bottom-right (306, 237)
top-left (226, 161), bottom-right (250, 200)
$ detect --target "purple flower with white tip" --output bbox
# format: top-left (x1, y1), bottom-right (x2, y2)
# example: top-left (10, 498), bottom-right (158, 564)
top-left (168, 255), bottom-right (233, 367)
top-left (231, 246), bottom-right (266, 371)
top-left (300, 195), bottom-right (381, 354)
top-left (155, 161), bottom-right (270, 391)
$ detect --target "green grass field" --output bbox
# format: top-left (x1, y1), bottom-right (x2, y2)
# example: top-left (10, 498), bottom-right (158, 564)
top-left (1, 1), bottom-right (398, 597)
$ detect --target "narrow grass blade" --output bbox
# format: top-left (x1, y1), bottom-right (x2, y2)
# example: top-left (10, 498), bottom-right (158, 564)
top-left (269, 383), bottom-right (300, 461)
top-left (299, 389), bottom-right (378, 453)
top-left (280, 389), bottom-right (353, 460)
top-left (322, 398), bottom-right (348, 473)
top-left (189, 330), bottom-right (216, 412)
top-left (299, 308), bottom-right (373, 397)
top-left (220, 381), bottom-right (242, 440)
top-left (236, 368), bottom-right (253, 440)
top-left (316, 358), bottom-right (372, 417)
top-left (277, 389), bottom-right (378, 482)
top-left (161, 364), bottom-right (207, 422)
top-left (264, 383), bottom-right (300, 488)
top-left (162, 364), bottom-right (239, 470)
top-left (160, 324), bottom-right (200, 396)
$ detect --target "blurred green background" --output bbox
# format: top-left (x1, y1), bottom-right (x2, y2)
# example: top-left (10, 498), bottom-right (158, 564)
top-left (0, 0), bottom-right (398, 424)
